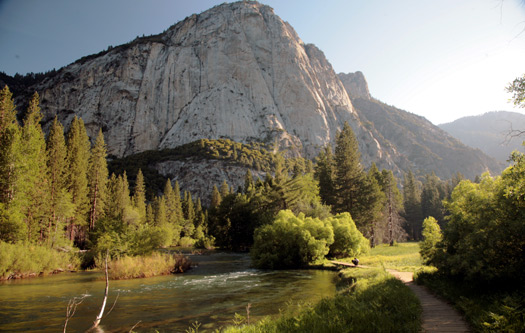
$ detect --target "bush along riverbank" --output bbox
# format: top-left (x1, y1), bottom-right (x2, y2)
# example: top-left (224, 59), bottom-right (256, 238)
top-left (0, 241), bottom-right (80, 280)
top-left (223, 266), bottom-right (422, 333)
top-left (108, 252), bottom-right (191, 280)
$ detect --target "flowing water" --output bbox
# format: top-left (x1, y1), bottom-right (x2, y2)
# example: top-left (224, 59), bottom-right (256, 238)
top-left (0, 252), bottom-right (338, 332)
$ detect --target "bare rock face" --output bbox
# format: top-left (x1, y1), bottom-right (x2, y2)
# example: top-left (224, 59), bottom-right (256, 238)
top-left (338, 72), bottom-right (371, 100)
top-left (32, 1), bottom-right (390, 165)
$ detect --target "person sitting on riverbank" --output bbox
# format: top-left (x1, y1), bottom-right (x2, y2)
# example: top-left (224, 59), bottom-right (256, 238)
top-left (351, 258), bottom-right (359, 266)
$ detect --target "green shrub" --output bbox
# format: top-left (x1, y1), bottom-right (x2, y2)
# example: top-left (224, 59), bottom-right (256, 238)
top-left (419, 216), bottom-right (441, 264)
top-left (108, 252), bottom-right (191, 279)
top-left (251, 210), bottom-right (333, 269)
top-left (415, 269), bottom-right (525, 332)
top-left (178, 236), bottom-right (195, 247)
top-left (0, 241), bottom-right (79, 279)
top-left (327, 212), bottom-right (369, 258)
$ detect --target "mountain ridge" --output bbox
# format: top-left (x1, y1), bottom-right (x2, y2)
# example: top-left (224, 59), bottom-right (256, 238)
top-left (0, 0), bottom-right (502, 181)
top-left (439, 111), bottom-right (525, 164)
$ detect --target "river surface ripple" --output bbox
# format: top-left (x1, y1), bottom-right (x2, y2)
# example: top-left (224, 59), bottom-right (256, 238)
top-left (0, 252), bottom-right (338, 332)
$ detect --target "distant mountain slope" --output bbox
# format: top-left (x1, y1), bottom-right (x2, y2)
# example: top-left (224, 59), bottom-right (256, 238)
top-left (339, 73), bottom-right (504, 179)
top-left (439, 111), bottom-right (525, 164)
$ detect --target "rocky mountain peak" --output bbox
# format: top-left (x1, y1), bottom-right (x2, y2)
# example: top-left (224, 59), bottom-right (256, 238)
top-left (338, 71), bottom-right (371, 100)
top-left (27, 0), bottom-right (378, 161)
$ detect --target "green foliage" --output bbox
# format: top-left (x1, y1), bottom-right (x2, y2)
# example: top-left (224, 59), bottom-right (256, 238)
top-left (88, 129), bottom-right (108, 231)
top-left (0, 241), bottom-right (79, 279)
top-left (66, 116), bottom-right (91, 244)
top-left (416, 270), bottom-right (525, 332)
top-left (421, 172), bottom-right (445, 225)
top-left (506, 74), bottom-right (525, 108)
top-left (419, 216), bottom-right (442, 265)
top-left (403, 170), bottom-right (423, 240)
top-left (107, 252), bottom-right (191, 279)
top-left (251, 210), bottom-right (334, 269)
top-left (326, 212), bottom-right (369, 258)
top-left (314, 145), bottom-right (336, 207)
top-left (132, 169), bottom-right (146, 223)
top-left (108, 139), bottom-right (276, 198)
top-left (250, 210), bottom-right (368, 268)
top-left (431, 151), bottom-right (525, 285)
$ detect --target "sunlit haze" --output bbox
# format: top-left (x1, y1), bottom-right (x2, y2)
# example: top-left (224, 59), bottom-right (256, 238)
top-left (1, 0), bottom-right (524, 124)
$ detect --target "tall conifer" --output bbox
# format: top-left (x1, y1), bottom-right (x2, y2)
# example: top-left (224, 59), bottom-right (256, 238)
top-left (333, 122), bottom-right (365, 215)
top-left (88, 129), bottom-right (108, 231)
top-left (132, 169), bottom-right (146, 223)
top-left (403, 170), bottom-right (423, 240)
top-left (66, 116), bottom-right (90, 242)
top-left (46, 117), bottom-right (71, 243)
top-left (0, 86), bottom-right (24, 242)
top-left (19, 93), bottom-right (49, 242)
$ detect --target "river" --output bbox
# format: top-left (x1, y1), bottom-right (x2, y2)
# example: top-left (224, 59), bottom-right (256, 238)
top-left (0, 252), bottom-right (338, 332)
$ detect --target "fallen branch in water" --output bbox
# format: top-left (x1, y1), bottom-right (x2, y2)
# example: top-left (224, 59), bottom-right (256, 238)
top-left (63, 294), bottom-right (88, 333)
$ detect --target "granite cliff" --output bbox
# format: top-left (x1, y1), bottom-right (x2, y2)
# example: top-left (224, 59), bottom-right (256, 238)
top-left (1, 1), bottom-right (501, 184)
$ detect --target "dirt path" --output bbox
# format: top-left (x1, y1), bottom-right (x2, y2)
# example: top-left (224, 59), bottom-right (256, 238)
top-left (330, 261), bottom-right (471, 332)
top-left (387, 269), bottom-right (470, 332)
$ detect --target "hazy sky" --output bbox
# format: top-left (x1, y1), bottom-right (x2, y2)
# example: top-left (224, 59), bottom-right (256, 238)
top-left (1, 0), bottom-right (524, 125)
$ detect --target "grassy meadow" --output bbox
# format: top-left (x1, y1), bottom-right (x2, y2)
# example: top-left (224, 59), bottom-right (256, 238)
top-left (339, 242), bottom-right (423, 272)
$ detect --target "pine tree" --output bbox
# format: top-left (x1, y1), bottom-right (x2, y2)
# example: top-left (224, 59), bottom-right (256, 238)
top-left (333, 122), bottom-right (366, 219)
top-left (421, 172), bottom-right (444, 225)
top-left (87, 129), bottom-right (108, 231)
top-left (172, 180), bottom-right (183, 222)
top-left (220, 179), bottom-right (230, 199)
top-left (132, 169), bottom-right (146, 223)
top-left (0, 85), bottom-right (19, 205)
top-left (19, 92), bottom-right (49, 243)
top-left (145, 203), bottom-right (154, 225)
top-left (182, 191), bottom-right (195, 237)
top-left (211, 184), bottom-right (221, 208)
top-left (243, 170), bottom-right (255, 194)
top-left (315, 145), bottom-right (336, 207)
top-left (66, 116), bottom-right (90, 243)
top-left (154, 195), bottom-right (167, 226)
top-left (46, 117), bottom-right (72, 244)
top-left (0, 86), bottom-right (24, 243)
top-left (380, 170), bottom-right (406, 245)
top-left (403, 170), bottom-right (423, 240)
top-left (117, 172), bottom-right (131, 216)
top-left (183, 191), bottom-right (195, 222)
top-left (164, 179), bottom-right (180, 227)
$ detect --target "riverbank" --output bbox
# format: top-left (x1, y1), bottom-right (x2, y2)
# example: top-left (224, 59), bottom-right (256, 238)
top-left (223, 266), bottom-right (422, 332)
top-left (107, 252), bottom-right (191, 279)
top-left (0, 252), bottom-right (338, 332)
top-left (0, 241), bottom-right (80, 281)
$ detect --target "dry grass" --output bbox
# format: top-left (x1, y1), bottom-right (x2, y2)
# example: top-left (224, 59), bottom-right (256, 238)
top-left (108, 252), bottom-right (191, 279)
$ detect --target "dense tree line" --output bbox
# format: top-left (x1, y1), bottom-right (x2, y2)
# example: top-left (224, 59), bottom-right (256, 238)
top-left (2, 84), bottom-right (475, 271)
top-left (0, 86), bottom-right (213, 268)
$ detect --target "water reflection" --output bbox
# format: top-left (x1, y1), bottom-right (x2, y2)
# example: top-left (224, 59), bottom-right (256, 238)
top-left (0, 252), bottom-right (338, 332)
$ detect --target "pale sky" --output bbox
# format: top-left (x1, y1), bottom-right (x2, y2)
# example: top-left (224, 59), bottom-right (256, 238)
top-left (1, 0), bottom-right (524, 125)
